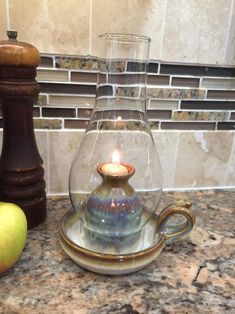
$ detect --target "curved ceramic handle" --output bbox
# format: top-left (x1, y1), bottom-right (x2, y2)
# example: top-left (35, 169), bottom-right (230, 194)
top-left (157, 200), bottom-right (196, 244)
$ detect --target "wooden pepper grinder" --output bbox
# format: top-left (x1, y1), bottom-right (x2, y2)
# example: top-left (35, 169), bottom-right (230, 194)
top-left (0, 31), bottom-right (47, 229)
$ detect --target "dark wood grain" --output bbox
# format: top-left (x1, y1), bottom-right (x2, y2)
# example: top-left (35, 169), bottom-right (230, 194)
top-left (0, 34), bottom-right (46, 229)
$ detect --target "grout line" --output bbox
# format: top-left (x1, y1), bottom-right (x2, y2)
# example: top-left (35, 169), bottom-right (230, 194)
top-left (173, 108), bottom-right (231, 113)
top-left (225, 132), bottom-right (235, 184)
top-left (162, 185), bottom-right (235, 192)
top-left (37, 68), bottom-right (69, 72)
top-left (68, 70), bottom-right (71, 82)
top-left (45, 93), bottom-right (95, 98)
top-left (88, 0), bottom-right (93, 55)
top-left (147, 99), bottom-right (151, 109)
top-left (169, 75), bottom-right (172, 85)
top-left (52, 56), bottom-right (56, 68)
top-left (157, 62), bottom-right (161, 75)
top-left (224, 0), bottom-right (234, 64)
top-left (171, 129), bottom-right (180, 187)
top-left (159, 0), bottom-right (167, 60)
top-left (5, 0), bottom-right (10, 30)
top-left (34, 129), bottom-right (85, 133)
top-left (46, 131), bottom-right (50, 195)
top-left (177, 100), bottom-right (181, 110)
top-left (38, 80), bottom-right (97, 85)
top-left (45, 185), bottom-right (235, 197)
top-left (199, 77), bottom-right (203, 88)
top-left (46, 94), bottom-right (49, 105)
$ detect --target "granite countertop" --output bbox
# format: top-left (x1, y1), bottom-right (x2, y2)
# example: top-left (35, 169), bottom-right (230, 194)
top-left (0, 190), bottom-right (234, 314)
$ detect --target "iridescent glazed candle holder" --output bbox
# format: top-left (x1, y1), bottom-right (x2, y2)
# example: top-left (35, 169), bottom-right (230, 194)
top-left (84, 160), bottom-right (142, 253)
top-left (60, 200), bottom-right (195, 275)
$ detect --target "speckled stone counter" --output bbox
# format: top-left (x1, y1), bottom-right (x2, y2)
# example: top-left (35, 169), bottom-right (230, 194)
top-left (0, 190), bottom-right (234, 314)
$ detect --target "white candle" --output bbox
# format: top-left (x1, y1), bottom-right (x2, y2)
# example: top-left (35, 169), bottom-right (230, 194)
top-left (101, 162), bottom-right (128, 176)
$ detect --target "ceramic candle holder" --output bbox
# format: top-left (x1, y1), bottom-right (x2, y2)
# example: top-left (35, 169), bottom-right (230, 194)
top-left (60, 200), bottom-right (196, 275)
top-left (84, 162), bottom-right (142, 252)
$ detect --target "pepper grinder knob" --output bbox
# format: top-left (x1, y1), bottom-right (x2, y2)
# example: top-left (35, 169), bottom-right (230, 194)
top-left (7, 30), bottom-right (18, 40)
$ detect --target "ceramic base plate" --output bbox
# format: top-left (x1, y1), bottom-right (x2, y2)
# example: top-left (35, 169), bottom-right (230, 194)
top-left (59, 210), bottom-right (166, 275)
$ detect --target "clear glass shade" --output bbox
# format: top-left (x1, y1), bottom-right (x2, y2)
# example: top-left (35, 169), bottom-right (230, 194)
top-left (69, 33), bottom-right (162, 254)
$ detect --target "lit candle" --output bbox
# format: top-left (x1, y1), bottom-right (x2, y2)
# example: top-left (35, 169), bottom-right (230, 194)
top-left (101, 163), bottom-right (128, 176)
top-left (101, 150), bottom-right (129, 176)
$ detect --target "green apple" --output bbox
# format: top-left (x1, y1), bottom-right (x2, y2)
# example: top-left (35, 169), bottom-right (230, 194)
top-left (0, 202), bottom-right (27, 274)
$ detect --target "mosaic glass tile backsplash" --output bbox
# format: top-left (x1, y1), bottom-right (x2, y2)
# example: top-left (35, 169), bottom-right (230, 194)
top-left (1, 54), bottom-right (235, 193)
top-left (9, 53), bottom-right (233, 131)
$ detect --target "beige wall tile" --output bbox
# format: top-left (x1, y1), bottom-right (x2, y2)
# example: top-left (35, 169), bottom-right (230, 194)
top-left (4, 0), bottom-right (234, 65)
top-left (162, 0), bottom-right (231, 64)
top-left (174, 131), bottom-right (234, 189)
top-left (2, 128), bottom-right (235, 193)
top-left (2, 129), bottom-right (233, 194)
top-left (92, 0), bottom-right (165, 59)
top-left (153, 131), bottom-right (179, 189)
top-left (0, 0), bottom-right (8, 39)
top-left (9, 0), bottom-right (89, 54)
top-left (226, 132), bottom-right (235, 186)
top-left (35, 131), bottom-right (49, 194)
top-left (48, 130), bottom-right (84, 194)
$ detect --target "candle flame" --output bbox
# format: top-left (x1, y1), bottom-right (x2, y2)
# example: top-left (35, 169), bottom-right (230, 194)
top-left (112, 150), bottom-right (120, 163)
